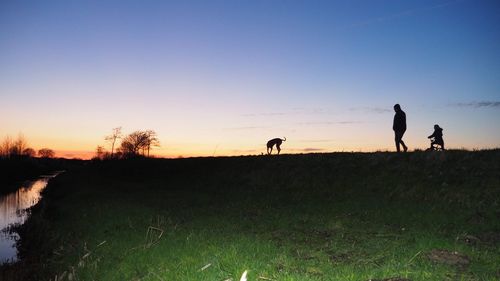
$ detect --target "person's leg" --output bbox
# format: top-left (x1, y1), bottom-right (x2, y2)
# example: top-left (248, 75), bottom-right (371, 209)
top-left (395, 132), bottom-right (401, 152)
top-left (439, 140), bottom-right (445, 150)
top-left (401, 140), bottom-right (408, 152)
top-left (400, 131), bottom-right (408, 152)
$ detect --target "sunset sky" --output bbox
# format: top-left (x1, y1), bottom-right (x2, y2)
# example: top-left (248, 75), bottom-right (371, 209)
top-left (1, 0), bottom-right (499, 158)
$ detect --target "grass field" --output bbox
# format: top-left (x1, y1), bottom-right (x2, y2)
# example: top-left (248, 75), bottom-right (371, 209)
top-left (4, 151), bottom-right (500, 281)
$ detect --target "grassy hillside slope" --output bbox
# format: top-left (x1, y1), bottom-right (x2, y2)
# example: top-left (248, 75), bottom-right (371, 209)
top-left (4, 151), bottom-right (500, 280)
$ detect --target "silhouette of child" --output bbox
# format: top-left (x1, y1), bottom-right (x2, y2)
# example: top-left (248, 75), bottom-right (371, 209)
top-left (428, 124), bottom-right (445, 150)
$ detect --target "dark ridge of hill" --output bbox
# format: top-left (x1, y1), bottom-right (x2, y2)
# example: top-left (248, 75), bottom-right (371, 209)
top-left (84, 149), bottom-right (500, 207)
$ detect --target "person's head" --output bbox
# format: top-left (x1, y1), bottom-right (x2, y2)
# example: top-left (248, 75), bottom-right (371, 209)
top-left (394, 104), bottom-right (401, 112)
top-left (434, 124), bottom-right (441, 130)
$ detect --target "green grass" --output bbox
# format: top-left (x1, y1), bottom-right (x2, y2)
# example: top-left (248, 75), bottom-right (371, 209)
top-left (6, 151), bottom-right (500, 280)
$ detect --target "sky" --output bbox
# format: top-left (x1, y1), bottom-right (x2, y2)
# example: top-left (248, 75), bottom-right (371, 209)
top-left (1, 0), bottom-right (499, 158)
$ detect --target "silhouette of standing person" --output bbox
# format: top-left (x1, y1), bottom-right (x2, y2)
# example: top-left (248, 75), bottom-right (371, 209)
top-left (393, 104), bottom-right (408, 152)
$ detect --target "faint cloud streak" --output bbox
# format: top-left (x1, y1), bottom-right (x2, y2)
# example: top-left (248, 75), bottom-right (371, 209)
top-left (223, 126), bottom-right (269, 131)
top-left (241, 112), bottom-right (286, 117)
top-left (302, 148), bottom-right (327, 152)
top-left (298, 139), bottom-right (336, 143)
top-left (349, 0), bottom-right (464, 28)
top-left (297, 121), bottom-right (363, 126)
top-left (350, 107), bottom-right (391, 114)
top-left (231, 149), bottom-right (259, 154)
top-left (241, 108), bottom-right (331, 118)
top-left (451, 101), bottom-right (500, 108)
top-left (288, 148), bottom-right (327, 152)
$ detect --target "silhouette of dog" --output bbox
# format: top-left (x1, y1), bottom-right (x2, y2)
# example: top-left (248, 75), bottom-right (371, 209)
top-left (266, 137), bottom-right (286, 155)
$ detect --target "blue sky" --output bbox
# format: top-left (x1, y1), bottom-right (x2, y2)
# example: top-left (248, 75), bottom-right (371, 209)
top-left (1, 0), bottom-right (499, 157)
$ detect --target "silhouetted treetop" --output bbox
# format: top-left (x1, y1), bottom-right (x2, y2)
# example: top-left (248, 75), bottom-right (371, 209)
top-left (120, 130), bottom-right (160, 157)
top-left (38, 148), bottom-right (55, 158)
top-left (105, 127), bottom-right (122, 157)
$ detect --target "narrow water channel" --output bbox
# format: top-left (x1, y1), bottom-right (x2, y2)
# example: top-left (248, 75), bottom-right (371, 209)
top-left (0, 172), bottom-right (62, 264)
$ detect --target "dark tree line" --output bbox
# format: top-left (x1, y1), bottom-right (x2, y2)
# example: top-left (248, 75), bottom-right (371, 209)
top-left (95, 128), bottom-right (160, 159)
top-left (0, 134), bottom-right (55, 159)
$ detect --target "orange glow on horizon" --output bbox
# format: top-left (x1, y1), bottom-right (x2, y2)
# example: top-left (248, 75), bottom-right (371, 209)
top-left (3, 128), bottom-right (498, 160)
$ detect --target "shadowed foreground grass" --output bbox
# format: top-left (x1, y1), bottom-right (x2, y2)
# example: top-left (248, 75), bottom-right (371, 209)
top-left (4, 151), bottom-right (500, 280)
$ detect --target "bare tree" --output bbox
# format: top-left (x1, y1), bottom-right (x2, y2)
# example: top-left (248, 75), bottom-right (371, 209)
top-left (95, 146), bottom-right (106, 160)
top-left (22, 147), bottom-right (36, 157)
top-left (1, 134), bottom-right (29, 157)
top-left (38, 148), bottom-right (55, 158)
top-left (105, 127), bottom-right (122, 157)
top-left (0, 136), bottom-right (13, 158)
top-left (120, 130), bottom-right (160, 157)
top-left (11, 134), bottom-right (28, 156)
top-left (120, 131), bottom-right (149, 156)
top-left (144, 130), bottom-right (160, 157)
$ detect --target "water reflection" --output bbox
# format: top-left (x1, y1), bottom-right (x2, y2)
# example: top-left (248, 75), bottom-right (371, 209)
top-left (0, 173), bottom-right (60, 264)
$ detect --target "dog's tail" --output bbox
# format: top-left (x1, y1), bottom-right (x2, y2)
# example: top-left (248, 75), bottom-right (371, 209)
top-left (282, 137), bottom-right (286, 142)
